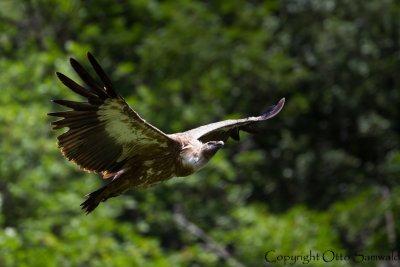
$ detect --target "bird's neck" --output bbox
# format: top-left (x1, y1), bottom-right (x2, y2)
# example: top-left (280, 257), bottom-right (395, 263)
top-left (175, 140), bottom-right (208, 177)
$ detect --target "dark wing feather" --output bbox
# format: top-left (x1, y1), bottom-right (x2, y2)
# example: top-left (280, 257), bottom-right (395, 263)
top-left (49, 53), bottom-right (179, 177)
top-left (69, 58), bottom-right (108, 99)
top-left (183, 98), bottom-right (285, 143)
top-left (87, 52), bottom-right (117, 97)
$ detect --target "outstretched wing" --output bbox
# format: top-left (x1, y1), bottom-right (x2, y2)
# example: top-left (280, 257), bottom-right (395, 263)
top-left (49, 53), bottom-right (179, 177)
top-left (183, 98), bottom-right (285, 143)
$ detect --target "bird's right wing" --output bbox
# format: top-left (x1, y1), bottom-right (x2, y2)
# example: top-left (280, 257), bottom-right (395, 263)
top-left (49, 53), bottom-right (180, 176)
top-left (183, 98), bottom-right (285, 143)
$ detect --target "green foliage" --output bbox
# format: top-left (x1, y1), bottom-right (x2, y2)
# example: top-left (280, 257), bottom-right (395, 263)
top-left (0, 0), bottom-right (399, 266)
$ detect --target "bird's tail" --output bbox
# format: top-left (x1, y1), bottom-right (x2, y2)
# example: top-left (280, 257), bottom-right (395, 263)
top-left (80, 186), bottom-right (108, 214)
top-left (80, 173), bottom-right (129, 214)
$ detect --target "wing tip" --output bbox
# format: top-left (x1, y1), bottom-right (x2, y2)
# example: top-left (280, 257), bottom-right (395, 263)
top-left (51, 99), bottom-right (63, 104)
top-left (55, 71), bottom-right (64, 80)
top-left (261, 97), bottom-right (285, 119)
top-left (47, 112), bottom-right (59, 117)
top-left (276, 97), bottom-right (285, 108)
top-left (69, 57), bottom-right (76, 66)
top-left (69, 57), bottom-right (83, 71)
top-left (86, 51), bottom-right (94, 59)
top-left (50, 99), bottom-right (61, 107)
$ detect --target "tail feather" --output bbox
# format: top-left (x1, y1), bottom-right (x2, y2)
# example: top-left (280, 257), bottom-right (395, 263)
top-left (80, 174), bottom-right (129, 214)
top-left (80, 186), bottom-right (107, 214)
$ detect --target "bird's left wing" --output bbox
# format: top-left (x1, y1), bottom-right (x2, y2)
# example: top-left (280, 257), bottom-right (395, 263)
top-left (49, 53), bottom-right (180, 177)
top-left (183, 98), bottom-right (285, 143)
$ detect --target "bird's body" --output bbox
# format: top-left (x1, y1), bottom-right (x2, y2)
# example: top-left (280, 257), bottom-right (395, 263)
top-left (49, 53), bottom-right (285, 213)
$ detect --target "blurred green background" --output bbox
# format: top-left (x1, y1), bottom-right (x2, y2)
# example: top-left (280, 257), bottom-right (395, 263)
top-left (0, 0), bottom-right (399, 266)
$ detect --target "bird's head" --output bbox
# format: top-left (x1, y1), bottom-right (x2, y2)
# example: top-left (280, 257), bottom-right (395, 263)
top-left (202, 141), bottom-right (224, 159)
top-left (178, 140), bottom-right (224, 174)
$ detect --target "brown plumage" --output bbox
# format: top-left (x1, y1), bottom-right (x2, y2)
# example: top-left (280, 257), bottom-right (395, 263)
top-left (49, 53), bottom-right (285, 213)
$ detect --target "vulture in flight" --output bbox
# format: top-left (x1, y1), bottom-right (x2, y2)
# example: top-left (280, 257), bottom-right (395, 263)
top-left (49, 53), bottom-right (285, 213)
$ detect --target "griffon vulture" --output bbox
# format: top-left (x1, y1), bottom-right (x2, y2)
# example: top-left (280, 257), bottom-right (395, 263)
top-left (48, 53), bottom-right (285, 213)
